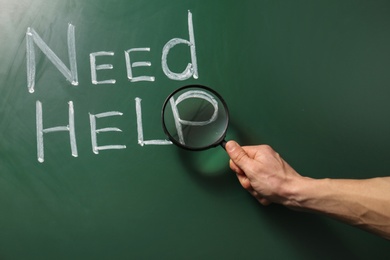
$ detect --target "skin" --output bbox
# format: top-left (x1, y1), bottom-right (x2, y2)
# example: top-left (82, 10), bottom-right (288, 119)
top-left (226, 140), bottom-right (390, 240)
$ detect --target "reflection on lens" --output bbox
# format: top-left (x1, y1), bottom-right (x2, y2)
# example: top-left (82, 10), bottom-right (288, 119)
top-left (162, 85), bottom-right (229, 151)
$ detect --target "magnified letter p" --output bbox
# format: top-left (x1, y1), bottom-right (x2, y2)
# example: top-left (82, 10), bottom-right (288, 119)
top-left (169, 90), bottom-right (218, 145)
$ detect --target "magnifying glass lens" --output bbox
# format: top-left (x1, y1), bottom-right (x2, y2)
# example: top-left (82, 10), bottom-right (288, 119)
top-left (162, 85), bottom-right (229, 151)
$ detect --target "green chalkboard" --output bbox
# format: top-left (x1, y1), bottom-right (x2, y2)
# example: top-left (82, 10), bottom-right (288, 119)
top-left (1, 0), bottom-right (389, 259)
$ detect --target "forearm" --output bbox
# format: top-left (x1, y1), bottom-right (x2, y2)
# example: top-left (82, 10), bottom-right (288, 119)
top-left (285, 177), bottom-right (390, 240)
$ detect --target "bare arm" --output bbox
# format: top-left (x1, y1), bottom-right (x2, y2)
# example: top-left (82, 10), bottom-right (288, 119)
top-left (226, 140), bottom-right (390, 240)
top-left (289, 177), bottom-right (390, 239)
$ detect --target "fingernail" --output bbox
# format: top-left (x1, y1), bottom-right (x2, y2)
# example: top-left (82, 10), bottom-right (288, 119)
top-left (226, 141), bottom-right (238, 153)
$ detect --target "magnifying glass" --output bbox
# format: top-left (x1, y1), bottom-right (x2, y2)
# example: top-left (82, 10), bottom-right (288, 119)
top-left (162, 85), bottom-right (229, 151)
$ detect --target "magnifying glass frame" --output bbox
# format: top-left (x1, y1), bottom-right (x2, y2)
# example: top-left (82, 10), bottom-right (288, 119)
top-left (161, 84), bottom-right (229, 151)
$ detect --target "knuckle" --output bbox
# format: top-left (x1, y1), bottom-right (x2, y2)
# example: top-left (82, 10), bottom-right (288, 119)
top-left (259, 144), bottom-right (282, 160)
top-left (259, 144), bottom-right (274, 153)
top-left (233, 150), bottom-right (247, 164)
top-left (240, 178), bottom-right (252, 190)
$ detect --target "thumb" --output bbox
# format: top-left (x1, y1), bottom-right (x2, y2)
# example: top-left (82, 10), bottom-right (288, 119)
top-left (226, 141), bottom-right (251, 171)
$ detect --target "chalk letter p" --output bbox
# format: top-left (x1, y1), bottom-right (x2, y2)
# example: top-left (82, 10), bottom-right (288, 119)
top-left (169, 90), bottom-right (218, 145)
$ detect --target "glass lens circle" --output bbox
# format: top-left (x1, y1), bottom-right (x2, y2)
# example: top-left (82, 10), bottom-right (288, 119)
top-left (162, 85), bottom-right (229, 150)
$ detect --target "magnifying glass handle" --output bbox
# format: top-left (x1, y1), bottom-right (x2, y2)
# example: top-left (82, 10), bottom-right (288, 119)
top-left (220, 139), bottom-right (227, 150)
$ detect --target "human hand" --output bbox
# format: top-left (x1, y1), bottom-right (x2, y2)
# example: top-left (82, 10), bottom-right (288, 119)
top-left (226, 141), bottom-right (302, 206)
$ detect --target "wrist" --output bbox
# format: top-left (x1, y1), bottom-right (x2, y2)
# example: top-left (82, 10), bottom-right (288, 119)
top-left (282, 176), bottom-right (321, 210)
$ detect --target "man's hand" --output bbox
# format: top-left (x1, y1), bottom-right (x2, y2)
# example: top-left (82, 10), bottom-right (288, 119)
top-left (226, 140), bottom-right (302, 206)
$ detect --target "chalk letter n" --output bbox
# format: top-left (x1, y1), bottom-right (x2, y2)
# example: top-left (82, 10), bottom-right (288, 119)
top-left (26, 24), bottom-right (78, 93)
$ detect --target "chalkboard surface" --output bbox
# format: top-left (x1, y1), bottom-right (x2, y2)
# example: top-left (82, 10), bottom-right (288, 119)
top-left (1, 0), bottom-right (389, 259)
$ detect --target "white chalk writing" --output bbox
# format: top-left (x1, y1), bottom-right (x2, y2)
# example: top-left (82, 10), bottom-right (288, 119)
top-left (36, 100), bottom-right (78, 163)
top-left (162, 10), bottom-right (198, 80)
top-left (89, 51), bottom-right (116, 85)
top-left (89, 111), bottom-right (126, 154)
top-left (168, 90), bottom-right (218, 145)
top-left (135, 97), bottom-right (172, 146)
top-left (125, 48), bottom-right (155, 82)
top-left (28, 10), bottom-right (199, 162)
top-left (26, 24), bottom-right (78, 93)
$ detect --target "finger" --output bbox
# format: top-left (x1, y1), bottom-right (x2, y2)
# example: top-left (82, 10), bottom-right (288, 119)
top-left (258, 198), bottom-right (272, 206)
top-left (226, 141), bottom-right (251, 172)
top-left (250, 190), bottom-right (272, 206)
top-left (229, 159), bottom-right (245, 175)
top-left (247, 189), bottom-right (272, 206)
top-left (236, 173), bottom-right (252, 190)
